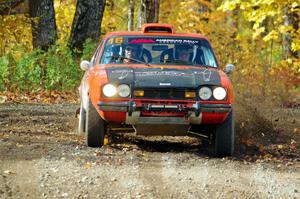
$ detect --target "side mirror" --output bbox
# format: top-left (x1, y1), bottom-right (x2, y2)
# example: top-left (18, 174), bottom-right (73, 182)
top-left (224, 64), bottom-right (235, 74)
top-left (80, 60), bottom-right (90, 71)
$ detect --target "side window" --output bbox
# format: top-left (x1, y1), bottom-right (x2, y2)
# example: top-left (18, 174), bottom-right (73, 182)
top-left (199, 41), bottom-right (217, 68)
top-left (201, 46), bottom-right (217, 67)
top-left (91, 41), bottom-right (103, 66)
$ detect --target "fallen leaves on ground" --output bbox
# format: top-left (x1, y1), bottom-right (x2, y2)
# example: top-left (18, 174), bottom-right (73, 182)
top-left (0, 91), bottom-right (78, 104)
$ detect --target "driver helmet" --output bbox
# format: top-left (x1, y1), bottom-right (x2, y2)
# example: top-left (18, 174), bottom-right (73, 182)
top-left (124, 44), bottom-right (142, 59)
top-left (174, 44), bottom-right (193, 61)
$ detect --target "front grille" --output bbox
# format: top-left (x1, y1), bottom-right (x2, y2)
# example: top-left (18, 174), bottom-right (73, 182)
top-left (133, 88), bottom-right (196, 100)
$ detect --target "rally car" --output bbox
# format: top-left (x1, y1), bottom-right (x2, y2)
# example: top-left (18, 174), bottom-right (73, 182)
top-left (78, 24), bottom-right (235, 157)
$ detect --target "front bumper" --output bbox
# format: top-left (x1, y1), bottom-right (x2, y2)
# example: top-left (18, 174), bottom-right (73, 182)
top-left (98, 101), bottom-right (232, 114)
top-left (98, 101), bottom-right (231, 125)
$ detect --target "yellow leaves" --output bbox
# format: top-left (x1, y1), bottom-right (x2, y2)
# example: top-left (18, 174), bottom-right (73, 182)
top-left (0, 14), bottom-right (32, 55)
top-left (54, 0), bottom-right (76, 42)
top-left (260, 0), bottom-right (275, 6)
top-left (218, 0), bottom-right (240, 11)
top-left (262, 30), bottom-right (279, 42)
top-left (4, 170), bottom-right (16, 175)
top-left (291, 2), bottom-right (299, 9)
top-left (291, 40), bottom-right (300, 52)
top-left (84, 161), bottom-right (92, 169)
top-left (253, 27), bottom-right (265, 39)
top-left (0, 95), bottom-right (7, 103)
top-left (278, 25), bottom-right (293, 34)
top-left (104, 136), bottom-right (109, 145)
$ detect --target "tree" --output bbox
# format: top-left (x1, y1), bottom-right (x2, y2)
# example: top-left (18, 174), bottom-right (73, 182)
top-left (69, 0), bottom-right (106, 50)
top-left (128, 0), bottom-right (135, 31)
top-left (283, 8), bottom-right (299, 59)
top-left (138, 0), bottom-right (159, 29)
top-left (29, 0), bottom-right (57, 50)
top-left (219, 0), bottom-right (300, 60)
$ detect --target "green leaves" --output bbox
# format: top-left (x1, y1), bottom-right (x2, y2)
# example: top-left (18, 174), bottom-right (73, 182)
top-left (0, 44), bottom-right (82, 92)
top-left (13, 51), bottom-right (43, 91)
top-left (0, 55), bottom-right (9, 91)
top-left (46, 45), bottom-right (79, 90)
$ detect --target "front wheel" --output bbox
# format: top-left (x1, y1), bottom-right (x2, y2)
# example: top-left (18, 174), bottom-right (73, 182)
top-left (215, 111), bottom-right (235, 157)
top-left (85, 98), bottom-right (106, 147)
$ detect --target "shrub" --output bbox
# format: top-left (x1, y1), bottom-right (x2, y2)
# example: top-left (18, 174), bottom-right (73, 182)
top-left (12, 51), bottom-right (43, 91)
top-left (81, 38), bottom-right (98, 61)
top-left (0, 55), bottom-right (9, 91)
top-left (45, 45), bottom-right (79, 90)
top-left (0, 38), bottom-right (102, 92)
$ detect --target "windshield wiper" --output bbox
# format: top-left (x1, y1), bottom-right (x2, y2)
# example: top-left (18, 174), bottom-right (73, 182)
top-left (160, 58), bottom-right (189, 65)
top-left (107, 55), bottom-right (151, 66)
top-left (173, 59), bottom-right (189, 64)
top-left (160, 58), bottom-right (172, 63)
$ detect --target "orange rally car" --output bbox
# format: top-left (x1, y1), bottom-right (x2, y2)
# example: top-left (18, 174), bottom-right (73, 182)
top-left (78, 24), bottom-right (235, 157)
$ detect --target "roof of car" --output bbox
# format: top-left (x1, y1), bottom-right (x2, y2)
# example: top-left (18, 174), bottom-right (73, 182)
top-left (104, 23), bottom-right (209, 40)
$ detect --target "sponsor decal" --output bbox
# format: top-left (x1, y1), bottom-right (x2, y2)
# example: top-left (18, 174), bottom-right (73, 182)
top-left (105, 67), bottom-right (221, 87)
top-left (159, 83), bottom-right (171, 86)
top-left (129, 39), bottom-right (155, 44)
top-left (155, 39), bottom-right (199, 44)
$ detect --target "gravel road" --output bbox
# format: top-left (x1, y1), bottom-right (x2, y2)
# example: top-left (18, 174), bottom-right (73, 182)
top-left (0, 103), bottom-right (299, 199)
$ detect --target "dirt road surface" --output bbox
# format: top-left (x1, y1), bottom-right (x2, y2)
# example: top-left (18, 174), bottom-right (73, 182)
top-left (0, 103), bottom-right (299, 199)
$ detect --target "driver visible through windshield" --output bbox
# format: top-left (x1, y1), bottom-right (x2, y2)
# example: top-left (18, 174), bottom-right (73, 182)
top-left (100, 36), bottom-right (218, 68)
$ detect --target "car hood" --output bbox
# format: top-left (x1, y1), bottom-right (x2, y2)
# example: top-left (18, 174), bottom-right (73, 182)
top-left (105, 66), bottom-right (221, 88)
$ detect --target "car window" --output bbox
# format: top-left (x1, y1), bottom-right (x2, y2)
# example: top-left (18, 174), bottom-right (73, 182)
top-left (91, 40), bottom-right (103, 66)
top-left (99, 36), bottom-right (218, 68)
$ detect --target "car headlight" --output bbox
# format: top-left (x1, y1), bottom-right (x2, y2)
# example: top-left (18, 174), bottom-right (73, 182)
top-left (117, 84), bottom-right (130, 98)
top-left (213, 87), bottom-right (227, 100)
top-left (103, 84), bottom-right (117, 97)
top-left (199, 87), bottom-right (212, 100)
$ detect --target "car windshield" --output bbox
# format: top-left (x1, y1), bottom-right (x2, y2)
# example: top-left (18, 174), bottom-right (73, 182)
top-left (100, 36), bottom-right (218, 68)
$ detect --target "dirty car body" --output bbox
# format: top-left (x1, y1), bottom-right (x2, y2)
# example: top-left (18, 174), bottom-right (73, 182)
top-left (78, 24), bottom-right (235, 157)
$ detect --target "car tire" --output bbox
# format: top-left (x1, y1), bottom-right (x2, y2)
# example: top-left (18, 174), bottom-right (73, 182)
top-left (78, 103), bottom-right (86, 134)
top-left (85, 98), bottom-right (106, 147)
top-left (215, 110), bottom-right (235, 157)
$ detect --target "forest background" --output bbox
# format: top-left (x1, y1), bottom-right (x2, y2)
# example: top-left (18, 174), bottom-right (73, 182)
top-left (0, 0), bottom-right (299, 107)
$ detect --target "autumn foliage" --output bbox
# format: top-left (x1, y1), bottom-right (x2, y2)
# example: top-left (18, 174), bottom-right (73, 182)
top-left (0, 0), bottom-right (299, 106)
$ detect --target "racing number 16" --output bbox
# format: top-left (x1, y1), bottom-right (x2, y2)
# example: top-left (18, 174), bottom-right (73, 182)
top-left (109, 37), bottom-right (123, 44)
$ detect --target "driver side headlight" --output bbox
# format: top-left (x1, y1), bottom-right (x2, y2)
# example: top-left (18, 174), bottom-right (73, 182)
top-left (102, 84), bottom-right (117, 97)
top-left (213, 87), bottom-right (227, 100)
top-left (102, 84), bottom-right (131, 98)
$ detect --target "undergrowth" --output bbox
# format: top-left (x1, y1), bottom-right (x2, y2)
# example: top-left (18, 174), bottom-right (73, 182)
top-left (0, 40), bottom-right (97, 92)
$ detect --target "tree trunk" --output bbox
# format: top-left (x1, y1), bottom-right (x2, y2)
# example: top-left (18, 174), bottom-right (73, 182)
top-left (128, 0), bottom-right (135, 31)
top-left (69, 0), bottom-right (106, 50)
top-left (29, 0), bottom-right (57, 50)
top-left (283, 8), bottom-right (299, 59)
top-left (137, 0), bottom-right (159, 29)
